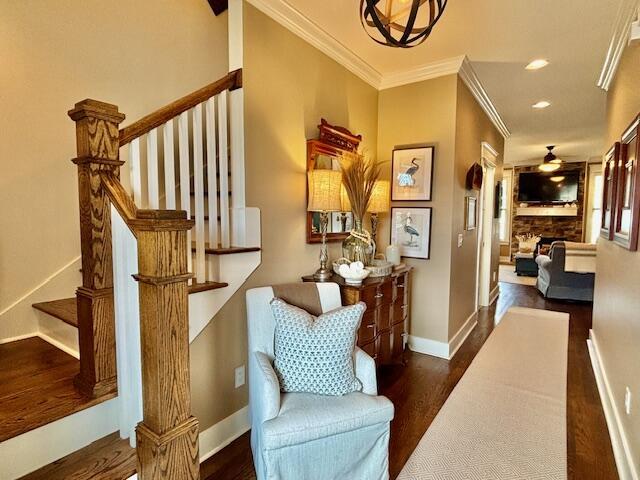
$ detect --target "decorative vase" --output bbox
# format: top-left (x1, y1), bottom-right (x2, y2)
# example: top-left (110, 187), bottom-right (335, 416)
top-left (342, 218), bottom-right (374, 265)
top-left (385, 244), bottom-right (401, 266)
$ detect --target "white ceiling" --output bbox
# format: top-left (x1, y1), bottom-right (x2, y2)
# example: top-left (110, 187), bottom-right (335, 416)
top-left (282, 0), bottom-right (621, 164)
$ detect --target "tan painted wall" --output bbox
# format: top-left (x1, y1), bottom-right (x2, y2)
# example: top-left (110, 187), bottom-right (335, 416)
top-left (0, 0), bottom-right (228, 336)
top-left (450, 78), bottom-right (504, 338)
top-left (190, 4), bottom-right (379, 430)
top-left (377, 76), bottom-right (458, 343)
top-left (592, 40), bottom-right (640, 469)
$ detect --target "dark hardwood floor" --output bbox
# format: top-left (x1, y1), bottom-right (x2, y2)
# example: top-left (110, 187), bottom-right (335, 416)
top-left (0, 337), bottom-right (116, 443)
top-left (200, 282), bottom-right (618, 480)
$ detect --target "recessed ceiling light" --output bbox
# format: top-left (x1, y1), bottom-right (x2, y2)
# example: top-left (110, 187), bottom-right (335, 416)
top-left (525, 59), bottom-right (549, 70)
top-left (532, 101), bottom-right (551, 109)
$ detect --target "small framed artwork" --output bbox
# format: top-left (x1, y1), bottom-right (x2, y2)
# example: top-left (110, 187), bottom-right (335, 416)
top-left (391, 146), bottom-right (434, 201)
top-left (391, 207), bottom-right (432, 259)
top-left (465, 196), bottom-right (477, 230)
top-left (614, 115), bottom-right (640, 250)
top-left (601, 143), bottom-right (620, 240)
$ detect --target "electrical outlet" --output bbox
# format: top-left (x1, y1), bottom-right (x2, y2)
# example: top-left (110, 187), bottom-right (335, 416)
top-left (458, 234), bottom-right (464, 248)
top-left (625, 387), bottom-right (632, 415)
top-left (235, 365), bottom-right (245, 388)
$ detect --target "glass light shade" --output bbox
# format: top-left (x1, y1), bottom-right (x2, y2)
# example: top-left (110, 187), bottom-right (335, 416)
top-left (367, 180), bottom-right (390, 213)
top-left (307, 170), bottom-right (342, 212)
top-left (538, 162), bottom-right (561, 172)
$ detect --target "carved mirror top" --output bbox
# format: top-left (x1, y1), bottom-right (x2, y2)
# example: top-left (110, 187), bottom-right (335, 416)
top-left (317, 118), bottom-right (362, 152)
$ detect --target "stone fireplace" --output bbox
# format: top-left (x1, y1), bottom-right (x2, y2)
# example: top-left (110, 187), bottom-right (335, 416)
top-left (510, 163), bottom-right (586, 258)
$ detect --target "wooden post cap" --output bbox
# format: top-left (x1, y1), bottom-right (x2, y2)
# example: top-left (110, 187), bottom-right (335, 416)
top-left (68, 99), bottom-right (126, 123)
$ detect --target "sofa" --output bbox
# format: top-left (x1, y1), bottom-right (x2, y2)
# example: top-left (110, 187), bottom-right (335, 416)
top-left (535, 241), bottom-right (595, 301)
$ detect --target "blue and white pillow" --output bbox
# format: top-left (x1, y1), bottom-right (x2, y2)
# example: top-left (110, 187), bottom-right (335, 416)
top-left (270, 298), bottom-right (366, 396)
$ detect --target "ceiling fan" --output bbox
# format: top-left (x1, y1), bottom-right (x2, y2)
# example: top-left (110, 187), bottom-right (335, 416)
top-left (538, 146), bottom-right (563, 172)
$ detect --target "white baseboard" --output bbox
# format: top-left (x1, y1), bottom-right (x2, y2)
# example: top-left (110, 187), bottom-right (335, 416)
top-left (38, 332), bottom-right (79, 359)
top-left (199, 405), bottom-right (250, 463)
top-left (448, 312), bottom-right (478, 359)
top-left (0, 333), bottom-right (38, 345)
top-left (489, 285), bottom-right (500, 305)
top-left (409, 311), bottom-right (478, 361)
top-left (587, 331), bottom-right (638, 480)
top-left (408, 335), bottom-right (449, 359)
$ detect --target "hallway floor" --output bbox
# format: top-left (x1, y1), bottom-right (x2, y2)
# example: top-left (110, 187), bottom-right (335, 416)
top-left (201, 283), bottom-right (618, 480)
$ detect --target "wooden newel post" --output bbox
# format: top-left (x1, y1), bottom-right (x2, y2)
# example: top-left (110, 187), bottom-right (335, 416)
top-left (68, 99), bottom-right (126, 398)
top-left (132, 211), bottom-right (200, 480)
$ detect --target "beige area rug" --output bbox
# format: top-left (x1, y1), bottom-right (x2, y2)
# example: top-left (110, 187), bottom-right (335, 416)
top-left (499, 264), bottom-right (537, 286)
top-left (398, 307), bottom-right (569, 480)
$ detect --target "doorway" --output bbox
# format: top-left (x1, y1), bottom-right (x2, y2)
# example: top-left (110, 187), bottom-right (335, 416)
top-left (476, 142), bottom-right (498, 308)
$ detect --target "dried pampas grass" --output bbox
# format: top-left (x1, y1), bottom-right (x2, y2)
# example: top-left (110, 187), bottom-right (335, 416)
top-left (340, 152), bottom-right (382, 222)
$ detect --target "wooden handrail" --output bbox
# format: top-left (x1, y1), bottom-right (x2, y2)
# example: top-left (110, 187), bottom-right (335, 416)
top-left (100, 172), bottom-right (138, 225)
top-left (101, 172), bottom-right (195, 234)
top-left (119, 68), bottom-right (242, 147)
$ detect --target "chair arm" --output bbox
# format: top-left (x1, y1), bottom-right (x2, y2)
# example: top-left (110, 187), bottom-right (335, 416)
top-left (536, 254), bottom-right (552, 269)
top-left (354, 347), bottom-right (377, 395)
top-left (252, 351), bottom-right (281, 424)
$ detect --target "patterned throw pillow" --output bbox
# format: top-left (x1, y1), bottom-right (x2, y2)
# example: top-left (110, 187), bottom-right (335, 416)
top-left (270, 298), bottom-right (366, 396)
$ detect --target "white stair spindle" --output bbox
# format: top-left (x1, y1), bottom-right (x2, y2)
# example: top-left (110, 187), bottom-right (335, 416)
top-left (205, 97), bottom-right (219, 251)
top-left (146, 128), bottom-right (159, 209)
top-left (129, 138), bottom-right (142, 206)
top-left (163, 120), bottom-right (176, 210)
top-left (193, 104), bottom-right (205, 283)
top-left (218, 90), bottom-right (230, 248)
top-left (178, 110), bottom-right (192, 278)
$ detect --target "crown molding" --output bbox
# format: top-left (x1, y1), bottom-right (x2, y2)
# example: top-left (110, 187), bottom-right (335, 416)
top-left (459, 57), bottom-right (511, 138)
top-left (246, 0), bottom-right (509, 138)
top-left (379, 56), bottom-right (466, 90)
top-left (245, 0), bottom-right (382, 88)
top-left (597, 0), bottom-right (639, 91)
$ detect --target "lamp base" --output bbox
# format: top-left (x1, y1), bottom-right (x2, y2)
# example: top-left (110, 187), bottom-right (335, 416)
top-left (313, 267), bottom-right (333, 282)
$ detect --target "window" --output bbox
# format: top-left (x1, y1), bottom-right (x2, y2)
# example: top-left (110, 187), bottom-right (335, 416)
top-left (498, 169), bottom-right (513, 243)
top-left (586, 164), bottom-right (603, 243)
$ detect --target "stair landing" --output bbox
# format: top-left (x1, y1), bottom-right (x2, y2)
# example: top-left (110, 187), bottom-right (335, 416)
top-left (19, 432), bottom-right (136, 480)
top-left (0, 337), bottom-right (115, 443)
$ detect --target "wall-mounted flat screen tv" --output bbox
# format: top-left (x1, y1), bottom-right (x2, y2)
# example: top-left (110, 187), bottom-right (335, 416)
top-left (517, 171), bottom-right (579, 203)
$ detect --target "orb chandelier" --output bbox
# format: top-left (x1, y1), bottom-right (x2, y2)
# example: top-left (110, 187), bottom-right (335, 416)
top-left (360, 0), bottom-right (448, 48)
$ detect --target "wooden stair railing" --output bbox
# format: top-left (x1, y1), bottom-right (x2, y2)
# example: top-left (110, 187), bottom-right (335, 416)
top-left (69, 70), bottom-right (244, 478)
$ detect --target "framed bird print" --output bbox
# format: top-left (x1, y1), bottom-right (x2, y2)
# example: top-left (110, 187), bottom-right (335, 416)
top-left (391, 146), bottom-right (434, 201)
top-left (391, 207), bottom-right (432, 259)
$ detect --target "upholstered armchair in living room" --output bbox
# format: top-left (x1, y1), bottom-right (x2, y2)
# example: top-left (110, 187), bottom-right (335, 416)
top-left (246, 283), bottom-right (395, 480)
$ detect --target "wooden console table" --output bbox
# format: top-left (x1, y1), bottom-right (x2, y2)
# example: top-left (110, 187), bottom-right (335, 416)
top-left (302, 266), bottom-right (411, 366)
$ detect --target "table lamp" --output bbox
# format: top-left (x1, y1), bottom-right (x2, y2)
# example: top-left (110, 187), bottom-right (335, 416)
top-left (308, 169), bottom-right (342, 281)
top-left (367, 180), bottom-right (390, 244)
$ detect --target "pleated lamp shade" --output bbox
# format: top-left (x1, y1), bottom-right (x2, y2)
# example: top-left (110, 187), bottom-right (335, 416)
top-left (367, 180), bottom-right (390, 213)
top-left (307, 170), bottom-right (343, 212)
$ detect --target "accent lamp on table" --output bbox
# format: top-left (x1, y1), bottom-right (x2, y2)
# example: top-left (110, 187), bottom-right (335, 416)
top-left (307, 169), bottom-right (342, 281)
top-left (368, 180), bottom-right (390, 245)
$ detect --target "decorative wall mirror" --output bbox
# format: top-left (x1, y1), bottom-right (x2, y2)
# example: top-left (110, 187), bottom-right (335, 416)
top-left (601, 143), bottom-right (620, 240)
top-left (614, 115), bottom-right (640, 250)
top-left (306, 119), bottom-right (362, 244)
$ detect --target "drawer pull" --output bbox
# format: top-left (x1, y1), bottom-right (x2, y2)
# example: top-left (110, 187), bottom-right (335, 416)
top-left (374, 293), bottom-right (384, 298)
top-left (397, 284), bottom-right (404, 289)
top-left (366, 324), bottom-right (375, 329)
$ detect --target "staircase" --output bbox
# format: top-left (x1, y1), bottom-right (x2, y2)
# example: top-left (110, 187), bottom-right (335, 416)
top-left (0, 34), bottom-right (260, 477)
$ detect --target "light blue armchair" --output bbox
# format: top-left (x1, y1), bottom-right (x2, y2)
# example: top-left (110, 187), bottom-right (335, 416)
top-left (246, 283), bottom-right (395, 480)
